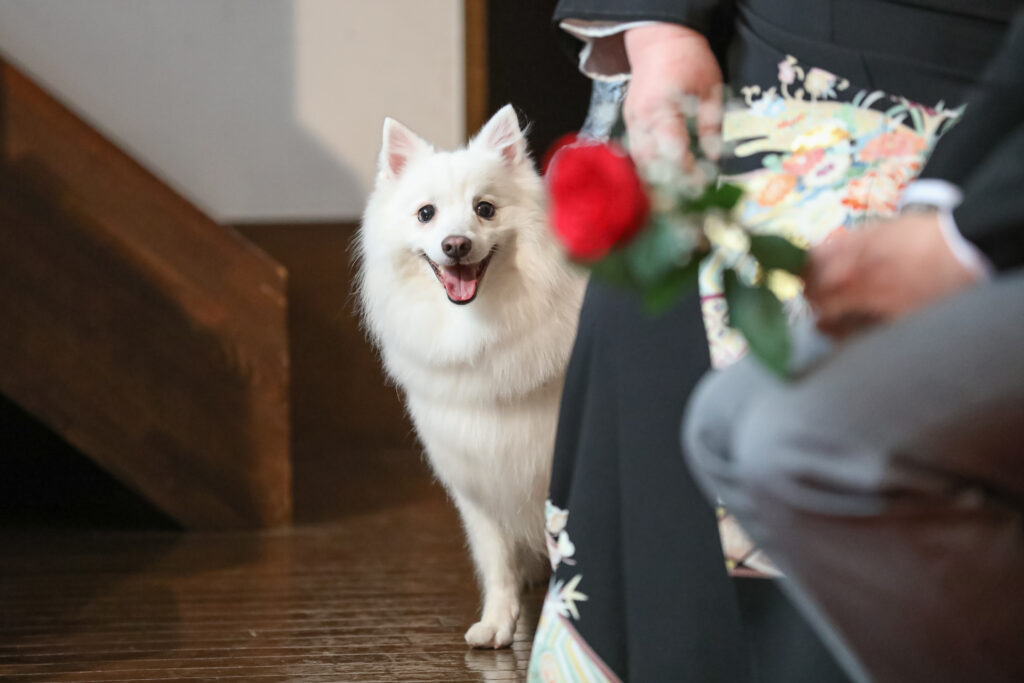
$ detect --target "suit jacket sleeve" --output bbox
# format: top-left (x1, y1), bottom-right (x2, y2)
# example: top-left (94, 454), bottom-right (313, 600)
top-left (920, 11), bottom-right (1024, 272)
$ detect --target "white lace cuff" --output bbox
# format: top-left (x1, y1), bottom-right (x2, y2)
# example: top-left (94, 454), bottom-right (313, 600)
top-left (559, 19), bottom-right (656, 82)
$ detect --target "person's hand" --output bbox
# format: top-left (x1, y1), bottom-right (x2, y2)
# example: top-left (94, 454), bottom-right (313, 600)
top-left (623, 23), bottom-right (723, 165)
top-left (804, 212), bottom-right (982, 337)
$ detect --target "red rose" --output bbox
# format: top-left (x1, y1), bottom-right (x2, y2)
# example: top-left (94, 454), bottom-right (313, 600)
top-left (547, 141), bottom-right (650, 262)
top-left (540, 132), bottom-right (579, 175)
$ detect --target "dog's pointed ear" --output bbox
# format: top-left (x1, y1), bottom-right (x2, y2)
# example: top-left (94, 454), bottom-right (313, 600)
top-left (379, 117), bottom-right (431, 180)
top-left (471, 104), bottom-right (527, 166)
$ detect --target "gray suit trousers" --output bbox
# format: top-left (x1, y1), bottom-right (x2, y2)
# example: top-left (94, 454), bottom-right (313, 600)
top-left (683, 270), bottom-right (1024, 683)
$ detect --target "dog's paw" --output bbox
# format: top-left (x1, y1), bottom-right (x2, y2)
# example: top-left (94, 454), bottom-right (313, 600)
top-left (465, 617), bottom-right (516, 649)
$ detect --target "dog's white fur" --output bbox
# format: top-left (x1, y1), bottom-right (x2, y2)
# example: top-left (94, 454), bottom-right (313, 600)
top-left (356, 105), bottom-right (586, 648)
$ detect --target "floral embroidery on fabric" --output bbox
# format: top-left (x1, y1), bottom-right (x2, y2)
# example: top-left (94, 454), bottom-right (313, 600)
top-left (700, 55), bottom-right (964, 574)
top-left (530, 606), bottom-right (620, 682)
top-left (545, 501), bottom-right (577, 570)
top-left (549, 574), bottom-right (588, 621)
top-left (700, 55), bottom-right (963, 370)
top-left (717, 505), bottom-right (782, 578)
top-left (542, 502), bottom-right (587, 622)
top-left (529, 501), bottom-right (614, 682)
top-left (530, 58), bottom-right (969, 675)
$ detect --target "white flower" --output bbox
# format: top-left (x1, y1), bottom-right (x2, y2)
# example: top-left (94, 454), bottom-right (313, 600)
top-left (549, 574), bottom-right (588, 621)
top-left (546, 533), bottom-right (562, 571)
top-left (699, 132), bottom-right (724, 161)
top-left (766, 269), bottom-right (804, 302)
top-left (545, 501), bottom-right (569, 535)
top-left (804, 68), bottom-right (838, 99)
top-left (556, 531), bottom-right (576, 562)
top-left (704, 215), bottom-right (750, 253)
top-left (671, 92), bottom-right (701, 120)
top-left (545, 501), bottom-right (577, 570)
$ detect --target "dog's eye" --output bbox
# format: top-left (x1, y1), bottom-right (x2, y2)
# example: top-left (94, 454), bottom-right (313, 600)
top-left (417, 205), bottom-right (435, 223)
top-left (475, 201), bottom-right (496, 219)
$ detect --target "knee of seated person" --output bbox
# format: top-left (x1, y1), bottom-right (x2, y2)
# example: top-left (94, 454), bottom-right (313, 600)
top-left (729, 392), bottom-right (813, 507)
top-left (682, 359), bottom-right (774, 466)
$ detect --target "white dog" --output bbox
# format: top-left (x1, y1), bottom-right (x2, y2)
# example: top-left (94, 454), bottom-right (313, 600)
top-left (356, 105), bottom-right (586, 648)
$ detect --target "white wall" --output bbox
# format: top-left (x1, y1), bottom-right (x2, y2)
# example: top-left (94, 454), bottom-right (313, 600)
top-left (0, 0), bottom-right (465, 222)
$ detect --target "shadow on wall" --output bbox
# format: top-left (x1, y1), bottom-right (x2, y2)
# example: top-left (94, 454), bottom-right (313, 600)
top-left (0, 0), bottom-right (365, 221)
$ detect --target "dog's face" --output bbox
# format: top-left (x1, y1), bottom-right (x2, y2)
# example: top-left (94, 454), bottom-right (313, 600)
top-left (365, 105), bottom-right (540, 306)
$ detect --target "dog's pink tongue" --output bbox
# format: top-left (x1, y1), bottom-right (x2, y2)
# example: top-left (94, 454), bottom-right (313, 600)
top-left (441, 264), bottom-right (480, 302)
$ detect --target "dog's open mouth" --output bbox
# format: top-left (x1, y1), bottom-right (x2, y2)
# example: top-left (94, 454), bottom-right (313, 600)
top-left (424, 249), bottom-right (496, 305)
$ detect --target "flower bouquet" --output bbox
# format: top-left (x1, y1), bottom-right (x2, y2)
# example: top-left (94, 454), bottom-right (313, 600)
top-left (545, 98), bottom-right (807, 377)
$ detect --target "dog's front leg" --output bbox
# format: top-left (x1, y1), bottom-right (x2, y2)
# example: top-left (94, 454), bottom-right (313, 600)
top-left (454, 493), bottom-right (521, 649)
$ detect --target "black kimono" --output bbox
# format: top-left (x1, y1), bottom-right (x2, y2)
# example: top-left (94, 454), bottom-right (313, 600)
top-left (529, 1), bottom-right (1020, 681)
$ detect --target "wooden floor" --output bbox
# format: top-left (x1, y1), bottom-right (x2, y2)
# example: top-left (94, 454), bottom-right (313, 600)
top-left (0, 224), bottom-right (547, 681)
top-left (0, 456), bottom-right (544, 682)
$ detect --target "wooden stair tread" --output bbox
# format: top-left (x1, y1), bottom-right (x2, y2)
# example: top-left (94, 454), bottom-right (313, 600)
top-left (0, 60), bottom-right (291, 529)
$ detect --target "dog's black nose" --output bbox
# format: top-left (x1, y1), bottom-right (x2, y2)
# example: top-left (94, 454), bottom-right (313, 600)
top-left (441, 235), bottom-right (472, 260)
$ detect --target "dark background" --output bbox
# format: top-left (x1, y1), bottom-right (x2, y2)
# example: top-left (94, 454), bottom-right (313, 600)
top-left (486, 1), bottom-right (592, 164)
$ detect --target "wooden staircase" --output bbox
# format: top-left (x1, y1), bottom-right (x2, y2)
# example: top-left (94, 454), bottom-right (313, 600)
top-left (0, 61), bottom-right (291, 528)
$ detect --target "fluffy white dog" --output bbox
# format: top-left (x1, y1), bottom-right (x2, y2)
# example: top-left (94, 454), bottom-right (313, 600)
top-left (356, 105), bottom-right (586, 648)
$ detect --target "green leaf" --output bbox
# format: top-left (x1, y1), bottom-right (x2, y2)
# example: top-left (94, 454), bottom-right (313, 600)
top-left (748, 234), bottom-right (807, 275)
top-left (623, 216), bottom-right (698, 287)
top-left (587, 249), bottom-right (635, 288)
top-left (685, 182), bottom-right (744, 213)
top-left (624, 219), bottom-right (675, 286)
top-left (643, 259), bottom-right (701, 315)
top-left (723, 269), bottom-right (791, 377)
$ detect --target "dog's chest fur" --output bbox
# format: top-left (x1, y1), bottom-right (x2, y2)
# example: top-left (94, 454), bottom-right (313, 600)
top-left (372, 250), bottom-right (582, 540)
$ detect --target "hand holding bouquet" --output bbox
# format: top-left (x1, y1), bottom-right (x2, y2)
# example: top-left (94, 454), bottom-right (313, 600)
top-left (545, 96), bottom-right (807, 377)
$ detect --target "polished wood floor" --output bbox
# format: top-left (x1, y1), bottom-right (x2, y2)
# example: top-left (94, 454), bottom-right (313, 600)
top-left (0, 451), bottom-right (544, 682)
top-left (0, 224), bottom-right (545, 681)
